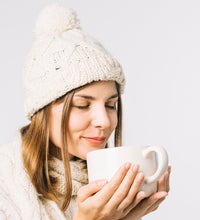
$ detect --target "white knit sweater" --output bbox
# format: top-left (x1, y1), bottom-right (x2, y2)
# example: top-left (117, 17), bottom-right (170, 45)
top-left (0, 133), bottom-right (88, 220)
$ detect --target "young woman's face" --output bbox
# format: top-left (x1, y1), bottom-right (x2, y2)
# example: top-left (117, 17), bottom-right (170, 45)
top-left (49, 81), bottom-right (118, 160)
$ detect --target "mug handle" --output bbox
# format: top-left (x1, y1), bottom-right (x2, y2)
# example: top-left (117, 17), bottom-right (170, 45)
top-left (142, 146), bottom-right (168, 184)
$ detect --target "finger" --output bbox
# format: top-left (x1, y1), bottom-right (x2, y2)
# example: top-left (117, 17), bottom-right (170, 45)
top-left (106, 164), bottom-right (140, 210)
top-left (138, 191), bottom-right (168, 211)
top-left (166, 166), bottom-right (171, 192)
top-left (157, 171), bottom-right (168, 192)
top-left (149, 191), bottom-right (168, 201)
top-left (123, 191), bottom-right (167, 218)
top-left (158, 165), bottom-right (171, 192)
top-left (117, 168), bottom-right (145, 211)
top-left (145, 197), bottom-right (166, 215)
top-left (92, 162), bottom-right (131, 205)
top-left (123, 191), bottom-right (146, 216)
top-left (77, 179), bottom-right (108, 202)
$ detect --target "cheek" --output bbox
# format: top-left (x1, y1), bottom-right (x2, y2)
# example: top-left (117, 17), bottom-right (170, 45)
top-left (67, 111), bottom-right (89, 134)
top-left (109, 111), bottom-right (118, 131)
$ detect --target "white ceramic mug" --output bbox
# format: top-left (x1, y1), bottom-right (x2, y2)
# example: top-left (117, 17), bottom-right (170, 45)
top-left (87, 145), bottom-right (168, 197)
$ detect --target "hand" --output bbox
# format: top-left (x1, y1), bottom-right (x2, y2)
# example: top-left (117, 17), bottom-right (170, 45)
top-left (121, 166), bottom-right (171, 220)
top-left (74, 163), bottom-right (146, 220)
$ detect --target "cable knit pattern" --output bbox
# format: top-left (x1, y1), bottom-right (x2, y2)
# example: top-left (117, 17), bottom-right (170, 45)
top-left (0, 133), bottom-right (88, 220)
top-left (23, 3), bottom-right (125, 120)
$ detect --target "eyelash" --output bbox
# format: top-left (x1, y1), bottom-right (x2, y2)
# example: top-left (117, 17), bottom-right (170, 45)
top-left (75, 104), bottom-right (116, 110)
top-left (76, 105), bottom-right (89, 109)
top-left (106, 105), bottom-right (116, 110)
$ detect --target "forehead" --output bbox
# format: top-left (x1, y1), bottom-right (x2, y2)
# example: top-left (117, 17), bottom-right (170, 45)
top-left (74, 81), bottom-right (117, 96)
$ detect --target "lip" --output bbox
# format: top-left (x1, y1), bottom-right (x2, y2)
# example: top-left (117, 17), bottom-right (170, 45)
top-left (82, 136), bottom-right (106, 145)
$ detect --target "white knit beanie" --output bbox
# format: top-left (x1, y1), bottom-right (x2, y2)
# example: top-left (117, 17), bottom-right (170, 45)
top-left (22, 3), bottom-right (125, 120)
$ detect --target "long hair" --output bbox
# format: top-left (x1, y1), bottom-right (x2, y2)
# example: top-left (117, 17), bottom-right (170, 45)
top-left (20, 82), bottom-right (122, 211)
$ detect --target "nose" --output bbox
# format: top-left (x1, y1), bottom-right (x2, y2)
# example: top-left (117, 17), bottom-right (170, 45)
top-left (91, 106), bottom-right (111, 129)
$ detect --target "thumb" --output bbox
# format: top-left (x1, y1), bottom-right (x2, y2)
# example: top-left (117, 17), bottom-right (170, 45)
top-left (77, 179), bottom-right (108, 202)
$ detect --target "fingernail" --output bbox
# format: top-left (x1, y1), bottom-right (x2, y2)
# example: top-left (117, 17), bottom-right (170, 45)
top-left (132, 164), bottom-right (139, 172)
top-left (139, 191), bottom-right (146, 198)
top-left (125, 162), bottom-right (131, 170)
top-left (97, 180), bottom-right (107, 187)
top-left (137, 172), bottom-right (144, 180)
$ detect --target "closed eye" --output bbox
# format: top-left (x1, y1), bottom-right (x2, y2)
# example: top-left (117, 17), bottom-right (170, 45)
top-left (105, 103), bottom-right (117, 110)
top-left (73, 105), bottom-right (89, 109)
top-left (106, 105), bottom-right (116, 110)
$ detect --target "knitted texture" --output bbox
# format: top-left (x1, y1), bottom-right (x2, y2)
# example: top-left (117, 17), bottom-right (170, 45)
top-left (48, 156), bottom-right (88, 196)
top-left (0, 134), bottom-right (88, 220)
top-left (22, 3), bottom-right (125, 120)
top-left (46, 156), bottom-right (88, 219)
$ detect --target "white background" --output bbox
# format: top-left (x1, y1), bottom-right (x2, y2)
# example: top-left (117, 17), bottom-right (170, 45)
top-left (0, 0), bottom-right (199, 219)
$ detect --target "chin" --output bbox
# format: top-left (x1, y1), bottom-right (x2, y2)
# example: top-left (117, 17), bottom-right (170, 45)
top-left (79, 148), bottom-right (104, 160)
top-left (71, 143), bottom-right (106, 160)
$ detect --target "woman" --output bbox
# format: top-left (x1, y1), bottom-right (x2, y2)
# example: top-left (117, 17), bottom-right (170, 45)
top-left (0, 3), bottom-right (170, 220)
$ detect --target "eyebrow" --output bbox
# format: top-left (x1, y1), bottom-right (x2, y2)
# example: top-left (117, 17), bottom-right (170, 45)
top-left (74, 93), bottom-right (119, 100)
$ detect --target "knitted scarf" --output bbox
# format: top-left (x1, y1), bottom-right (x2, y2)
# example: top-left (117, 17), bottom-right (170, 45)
top-left (49, 156), bottom-right (88, 196)
top-left (40, 156), bottom-right (88, 219)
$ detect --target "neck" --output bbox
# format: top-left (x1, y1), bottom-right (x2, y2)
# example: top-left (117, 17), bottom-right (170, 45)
top-left (49, 141), bottom-right (75, 160)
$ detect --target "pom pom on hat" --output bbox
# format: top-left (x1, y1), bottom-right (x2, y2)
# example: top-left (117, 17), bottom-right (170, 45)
top-left (23, 3), bottom-right (125, 120)
top-left (35, 3), bottom-right (80, 37)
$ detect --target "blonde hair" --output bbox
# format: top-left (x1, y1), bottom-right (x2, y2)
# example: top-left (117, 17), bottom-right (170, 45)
top-left (20, 82), bottom-right (122, 211)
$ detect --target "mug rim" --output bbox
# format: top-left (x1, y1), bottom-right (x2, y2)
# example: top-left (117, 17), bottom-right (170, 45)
top-left (86, 145), bottom-right (154, 158)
